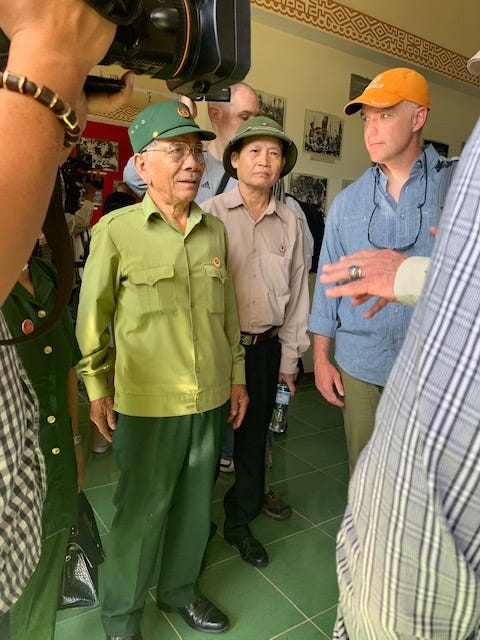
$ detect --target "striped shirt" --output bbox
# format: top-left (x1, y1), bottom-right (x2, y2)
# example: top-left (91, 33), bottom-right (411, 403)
top-left (334, 117), bottom-right (480, 639)
top-left (0, 312), bottom-right (45, 612)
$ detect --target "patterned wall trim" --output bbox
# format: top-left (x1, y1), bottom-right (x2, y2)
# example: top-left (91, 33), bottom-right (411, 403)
top-left (252, 0), bottom-right (479, 88)
top-left (91, 104), bottom-right (141, 124)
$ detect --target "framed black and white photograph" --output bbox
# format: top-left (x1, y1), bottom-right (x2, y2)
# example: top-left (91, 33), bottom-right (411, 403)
top-left (424, 139), bottom-right (449, 157)
top-left (289, 173), bottom-right (327, 215)
top-left (349, 73), bottom-right (371, 100)
top-left (255, 90), bottom-right (286, 128)
top-left (304, 110), bottom-right (343, 162)
top-left (78, 137), bottom-right (119, 172)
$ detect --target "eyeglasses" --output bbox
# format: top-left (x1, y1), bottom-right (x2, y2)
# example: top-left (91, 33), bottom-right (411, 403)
top-left (142, 142), bottom-right (207, 163)
top-left (367, 151), bottom-right (428, 252)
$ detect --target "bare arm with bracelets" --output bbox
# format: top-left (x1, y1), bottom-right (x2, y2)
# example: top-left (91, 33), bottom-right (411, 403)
top-left (0, 0), bottom-right (118, 304)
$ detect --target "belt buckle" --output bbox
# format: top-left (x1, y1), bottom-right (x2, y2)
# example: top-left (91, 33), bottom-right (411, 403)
top-left (240, 333), bottom-right (254, 346)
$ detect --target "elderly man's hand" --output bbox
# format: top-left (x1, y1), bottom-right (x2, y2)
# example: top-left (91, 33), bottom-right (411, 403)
top-left (280, 372), bottom-right (297, 397)
top-left (228, 384), bottom-right (249, 429)
top-left (319, 249), bottom-right (407, 319)
top-left (90, 396), bottom-right (116, 442)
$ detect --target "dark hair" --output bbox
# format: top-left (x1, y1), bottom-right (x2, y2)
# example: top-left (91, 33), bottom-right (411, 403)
top-left (102, 191), bottom-right (137, 216)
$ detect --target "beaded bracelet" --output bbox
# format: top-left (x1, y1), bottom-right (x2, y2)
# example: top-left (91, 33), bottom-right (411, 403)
top-left (0, 70), bottom-right (81, 148)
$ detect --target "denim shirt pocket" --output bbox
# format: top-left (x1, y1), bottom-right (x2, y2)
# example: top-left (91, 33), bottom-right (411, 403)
top-left (129, 265), bottom-right (176, 314)
top-left (203, 263), bottom-right (227, 313)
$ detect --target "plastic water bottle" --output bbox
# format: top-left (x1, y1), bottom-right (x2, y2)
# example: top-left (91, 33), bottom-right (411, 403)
top-left (269, 383), bottom-right (291, 434)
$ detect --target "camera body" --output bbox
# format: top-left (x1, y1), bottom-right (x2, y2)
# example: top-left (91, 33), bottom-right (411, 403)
top-left (0, 1), bottom-right (250, 100)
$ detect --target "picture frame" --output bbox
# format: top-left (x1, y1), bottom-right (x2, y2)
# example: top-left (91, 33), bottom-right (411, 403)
top-left (289, 173), bottom-right (327, 215)
top-left (349, 74), bottom-right (371, 101)
top-left (255, 90), bottom-right (286, 128)
top-left (304, 110), bottom-right (343, 162)
top-left (77, 137), bottom-right (120, 173)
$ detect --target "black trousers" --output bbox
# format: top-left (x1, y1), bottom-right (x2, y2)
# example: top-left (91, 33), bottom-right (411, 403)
top-left (224, 336), bottom-right (281, 534)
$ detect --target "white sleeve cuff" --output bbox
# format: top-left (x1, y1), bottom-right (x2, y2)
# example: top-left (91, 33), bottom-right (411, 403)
top-left (394, 256), bottom-right (431, 306)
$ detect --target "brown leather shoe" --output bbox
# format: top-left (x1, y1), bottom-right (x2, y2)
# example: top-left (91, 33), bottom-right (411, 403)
top-left (262, 490), bottom-right (292, 520)
top-left (158, 595), bottom-right (230, 633)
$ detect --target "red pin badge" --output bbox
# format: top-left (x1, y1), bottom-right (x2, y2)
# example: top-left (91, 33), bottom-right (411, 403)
top-left (21, 319), bottom-right (35, 335)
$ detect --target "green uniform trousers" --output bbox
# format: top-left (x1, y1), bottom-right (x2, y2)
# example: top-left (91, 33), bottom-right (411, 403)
top-left (338, 365), bottom-right (383, 475)
top-left (102, 404), bottom-right (227, 637)
top-left (10, 528), bottom-right (70, 640)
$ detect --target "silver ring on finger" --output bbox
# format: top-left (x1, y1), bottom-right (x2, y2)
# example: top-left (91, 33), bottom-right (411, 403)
top-left (348, 264), bottom-right (363, 281)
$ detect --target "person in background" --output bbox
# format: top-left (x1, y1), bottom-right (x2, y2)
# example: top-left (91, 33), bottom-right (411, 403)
top-left (76, 100), bottom-right (247, 640)
top-left (309, 67), bottom-right (455, 474)
top-left (102, 190), bottom-right (137, 216)
top-left (114, 180), bottom-right (136, 198)
top-left (202, 116), bottom-right (310, 567)
top-left (2, 253), bottom-right (84, 640)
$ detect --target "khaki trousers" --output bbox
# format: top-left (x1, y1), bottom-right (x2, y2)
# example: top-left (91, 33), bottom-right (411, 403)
top-left (338, 365), bottom-right (383, 475)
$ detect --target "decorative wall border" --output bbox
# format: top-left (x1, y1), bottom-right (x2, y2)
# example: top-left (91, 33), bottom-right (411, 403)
top-left (93, 1), bottom-right (478, 124)
top-left (252, 0), bottom-right (479, 88)
top-left (92, 104), bottom-right (141, 124)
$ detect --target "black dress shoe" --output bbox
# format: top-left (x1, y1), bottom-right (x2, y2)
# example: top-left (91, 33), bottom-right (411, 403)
top-left (224, 530), bottom-right (269, 567)
top-left (158, 595), bottom-right (230, 633)
top-left (106, 635), bottom-right (142, 640)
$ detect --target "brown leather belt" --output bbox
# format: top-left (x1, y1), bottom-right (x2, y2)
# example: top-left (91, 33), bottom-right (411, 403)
top-left (240, 327), bottom-right (279, 346)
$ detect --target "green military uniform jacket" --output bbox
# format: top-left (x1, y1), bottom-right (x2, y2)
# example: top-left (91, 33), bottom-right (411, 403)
top-left (76, 194), bottom-right (245, 417)
top-left (2, 257), bottom-right (81, 537)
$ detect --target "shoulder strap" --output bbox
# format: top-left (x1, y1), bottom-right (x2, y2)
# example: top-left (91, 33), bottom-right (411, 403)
top-left (0, 172), bottom-right (74, 345)
top-left (215, 172), bottom-right (230, 196)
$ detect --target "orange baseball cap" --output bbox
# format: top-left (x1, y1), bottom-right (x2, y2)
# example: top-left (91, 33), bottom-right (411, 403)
top-left (344, 67), bottom-right (431, 115)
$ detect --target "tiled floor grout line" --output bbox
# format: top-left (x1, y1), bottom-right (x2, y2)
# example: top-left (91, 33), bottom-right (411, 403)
top-left (267, 619), bottom-right (316, 639)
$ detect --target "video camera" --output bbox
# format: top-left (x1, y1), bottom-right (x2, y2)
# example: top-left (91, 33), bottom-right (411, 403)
top-left (0, 0), bottom-right (250, 101)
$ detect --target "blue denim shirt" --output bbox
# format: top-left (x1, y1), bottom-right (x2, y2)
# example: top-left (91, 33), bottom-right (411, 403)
top-left (309, 144), bottom-right (443, 386)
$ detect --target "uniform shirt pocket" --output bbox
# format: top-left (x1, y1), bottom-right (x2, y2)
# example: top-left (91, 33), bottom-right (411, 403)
top-left (129, 265), bottom-right (176, 314)
top-left (203, 263), bottom-right (227, 313)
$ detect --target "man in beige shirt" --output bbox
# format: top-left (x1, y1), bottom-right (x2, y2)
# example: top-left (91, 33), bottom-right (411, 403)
top-left (202, 117), bottom-right (310, 567)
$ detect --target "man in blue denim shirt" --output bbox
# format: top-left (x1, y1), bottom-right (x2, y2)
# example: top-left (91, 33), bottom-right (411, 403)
top-left (309, 67), bottom-right (449, 473)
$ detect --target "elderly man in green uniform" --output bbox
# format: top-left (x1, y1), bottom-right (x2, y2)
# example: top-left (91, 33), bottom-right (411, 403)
top-left (76, 101), bottom-right (248, 640)
top-left (2, 255), bottom-right (84, 640)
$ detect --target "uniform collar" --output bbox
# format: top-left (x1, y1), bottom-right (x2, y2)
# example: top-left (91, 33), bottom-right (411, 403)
top-left (141, 191), bottom-right (205, 226)
top-left (223, 184), bottom-right (286, 221)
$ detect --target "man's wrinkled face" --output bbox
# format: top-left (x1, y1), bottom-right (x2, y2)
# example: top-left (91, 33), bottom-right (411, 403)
top-left (231, 136), bottom-right (285, 190)
top-left (134, 133), bottom-right (206, 206)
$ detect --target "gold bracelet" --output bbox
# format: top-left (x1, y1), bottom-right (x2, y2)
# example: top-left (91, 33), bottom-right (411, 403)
top-left (1, 70), bottom-right (81, 149)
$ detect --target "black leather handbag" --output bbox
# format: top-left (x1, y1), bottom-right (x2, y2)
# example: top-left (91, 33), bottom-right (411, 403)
top-left (58, 491), bottom-right (105, 610)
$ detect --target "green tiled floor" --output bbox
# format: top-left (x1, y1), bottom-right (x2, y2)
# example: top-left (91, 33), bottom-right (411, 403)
top-left (55, 376), bottom-right (347, 639)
